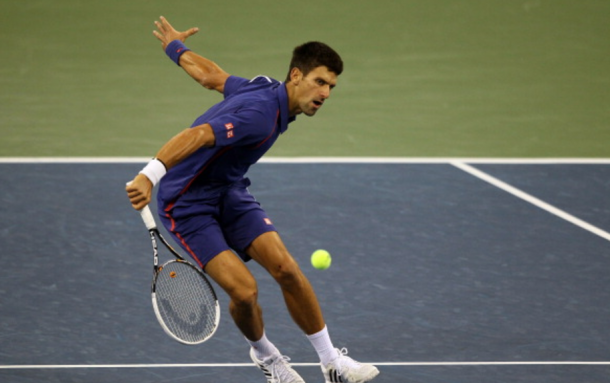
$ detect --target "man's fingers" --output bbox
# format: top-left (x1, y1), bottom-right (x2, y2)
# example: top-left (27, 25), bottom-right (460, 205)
top-left (126, 176), bottom-right (151, 210)
top-left (154, 16), bottom-right (198, 45)
top-left (185, 27), bottom-right (199, 38)
top-left (132, 201), bottom-right (146, 210)
top-left (127, 189), bottom-right (143, 200)
top-left (131, 200), bottom-right (148, 211)
top-left (152, 29), bottom-right (163, 42)
top-left (129, 193), bottom-right (149, 207)
top-left (159, 16), bottom-right (174, 33)
top-left (158, 17), bottom-right (167, 31)
top-left (126, 189), bottom-right (141, 198)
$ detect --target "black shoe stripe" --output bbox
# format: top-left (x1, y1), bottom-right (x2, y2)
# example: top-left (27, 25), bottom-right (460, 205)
top-left (256, 362), bottom-right (273, 379)
top-left (328, 368), bottom-right (343, 383)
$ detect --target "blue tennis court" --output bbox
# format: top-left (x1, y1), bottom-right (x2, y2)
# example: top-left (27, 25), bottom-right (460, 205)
top-left (0, 160), bottom-right (609, 382)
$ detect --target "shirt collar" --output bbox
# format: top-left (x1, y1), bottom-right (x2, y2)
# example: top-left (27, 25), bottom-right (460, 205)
top-left (277, 82), bottom-right (295, 133)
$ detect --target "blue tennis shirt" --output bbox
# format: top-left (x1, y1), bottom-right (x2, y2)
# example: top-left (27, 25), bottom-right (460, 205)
top-left (157, 75), bottom-right (295, 210)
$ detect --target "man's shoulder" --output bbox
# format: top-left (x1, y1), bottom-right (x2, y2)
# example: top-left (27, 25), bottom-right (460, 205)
top-left (226, 75), bottom-right (281, 95)
top-left (248, 75), bottom-right (280, 85)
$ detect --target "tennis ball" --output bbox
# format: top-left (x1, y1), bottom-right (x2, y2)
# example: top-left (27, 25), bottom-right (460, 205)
top-left (311, 249), bottom-right (332, 270)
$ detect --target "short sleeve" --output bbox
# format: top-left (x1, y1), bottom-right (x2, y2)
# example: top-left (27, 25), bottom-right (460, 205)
top-left (208, 107), bottom-right (276, 148)
top-left (223, 76), bottom-right (250, 98)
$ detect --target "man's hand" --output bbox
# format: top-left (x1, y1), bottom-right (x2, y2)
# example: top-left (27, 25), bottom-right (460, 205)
top-left (153, 16), bottom-right (199, 50)
top-left (126, 174), bottom-right (153, 210)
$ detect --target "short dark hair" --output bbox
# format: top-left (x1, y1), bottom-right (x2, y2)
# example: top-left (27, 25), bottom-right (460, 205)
top-left (285, 42), bottom-right (343, 82)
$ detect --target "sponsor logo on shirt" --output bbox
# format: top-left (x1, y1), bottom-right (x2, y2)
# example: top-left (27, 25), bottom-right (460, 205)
top-left (264, 218), bottom-right (273, 225)
top-left (225, 123), bottom-right (235, 138)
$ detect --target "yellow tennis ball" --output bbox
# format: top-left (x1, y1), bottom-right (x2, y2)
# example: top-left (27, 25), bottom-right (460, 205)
top-left (311, 249), bottom-right (332, 270)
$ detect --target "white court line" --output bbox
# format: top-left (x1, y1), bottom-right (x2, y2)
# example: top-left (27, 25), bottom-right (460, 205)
top-left (451, 161), bottom-right (610, 242)
top-left (2, 156), bottom-right (608, 240)
top-left (1, 361), bottom-right (609, 369)
top-left (1, 157), bottom-right (610, 164)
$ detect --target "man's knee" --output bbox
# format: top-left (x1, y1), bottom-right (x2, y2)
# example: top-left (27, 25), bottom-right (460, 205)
top-left (228, 280), bottom-right (259, 308)
top-left (247, 232), bottom-right (304, 286)
top-left (268, 255), bottom-right (304, 288)
top-left (206, 250), bottom-right (260, 308)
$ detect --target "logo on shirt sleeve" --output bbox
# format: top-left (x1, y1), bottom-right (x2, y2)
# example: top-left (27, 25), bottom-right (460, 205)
top-left (225, 123), bottom-right (234, 138)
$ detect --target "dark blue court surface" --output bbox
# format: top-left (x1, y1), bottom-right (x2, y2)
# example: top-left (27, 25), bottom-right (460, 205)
top-left (1, 161), bottom-right (609, 383)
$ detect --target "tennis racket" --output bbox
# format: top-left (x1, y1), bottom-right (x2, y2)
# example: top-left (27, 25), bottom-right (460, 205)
top-left (137, 204), bottom-right (220, 345)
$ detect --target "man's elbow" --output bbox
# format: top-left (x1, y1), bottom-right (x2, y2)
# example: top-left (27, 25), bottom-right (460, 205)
top-left (198, 73), bottom-right (228, 93)
top-left (192, 124), bottom-right (216, 147)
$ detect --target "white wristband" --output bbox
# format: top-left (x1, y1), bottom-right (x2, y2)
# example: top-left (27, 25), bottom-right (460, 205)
top-left (139, 158), bottom-right (167, 186)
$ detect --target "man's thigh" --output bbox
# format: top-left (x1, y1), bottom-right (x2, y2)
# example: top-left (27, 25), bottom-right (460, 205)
top-left (160, 208), bottom-right (231, 268)
top-left (220, 181), bottom-right (277, 261)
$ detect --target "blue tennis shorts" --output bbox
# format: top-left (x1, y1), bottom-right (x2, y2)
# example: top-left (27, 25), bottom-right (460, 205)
top-left (158, 178), bottom-right (276, 268)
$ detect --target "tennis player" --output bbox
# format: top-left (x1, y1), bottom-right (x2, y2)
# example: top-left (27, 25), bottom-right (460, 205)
top-left (126, 16), bottom-right (379, 383)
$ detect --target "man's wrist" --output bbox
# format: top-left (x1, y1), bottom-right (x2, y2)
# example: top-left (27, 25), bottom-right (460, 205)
top-left (165, 40), bottom-right (191, 66)
top-left (139, 158), bottom-right (167, 186)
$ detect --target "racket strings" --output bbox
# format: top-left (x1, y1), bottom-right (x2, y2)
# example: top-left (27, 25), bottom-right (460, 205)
top-left (154, 261), bottom-right (218, 343)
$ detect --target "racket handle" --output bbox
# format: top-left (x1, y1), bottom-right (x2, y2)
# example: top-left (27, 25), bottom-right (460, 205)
top-left (140, 205), bottom-right (158, 230)
top-left (126, 181), bottom-right (158, 230)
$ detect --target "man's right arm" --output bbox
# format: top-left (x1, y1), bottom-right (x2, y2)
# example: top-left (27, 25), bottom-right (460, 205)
top-left (126, 123), bottom-right (216, 210)
top-left (153, 16), bottom-right (230, 94)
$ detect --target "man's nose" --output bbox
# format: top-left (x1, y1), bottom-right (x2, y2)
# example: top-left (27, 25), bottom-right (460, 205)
top-left (321, 85), bottom-right (331, 99)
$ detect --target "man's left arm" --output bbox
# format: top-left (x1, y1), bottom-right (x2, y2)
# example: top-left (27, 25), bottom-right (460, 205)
top-left (153, 16), bottom-right (229, 93)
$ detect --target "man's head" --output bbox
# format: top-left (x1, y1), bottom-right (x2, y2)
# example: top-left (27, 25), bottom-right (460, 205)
top-left (285, 42), bottom-right (343, 117)
top-left (285, 42), bottom-right (343, 82)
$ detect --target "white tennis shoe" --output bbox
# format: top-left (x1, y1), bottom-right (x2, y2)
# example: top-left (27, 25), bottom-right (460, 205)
top-left (321, 348), bottom-right (379, 383)
top-left (250, 348), bottom-right (305, 383)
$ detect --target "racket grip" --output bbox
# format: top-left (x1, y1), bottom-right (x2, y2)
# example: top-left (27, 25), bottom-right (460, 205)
top-left (140, 205), bottom-right (158, 230)
top-left (126, 181), bottom-right (158, 230)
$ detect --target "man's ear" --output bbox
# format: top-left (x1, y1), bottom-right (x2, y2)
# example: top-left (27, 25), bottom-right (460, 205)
top-left (289, 67), bottom-right (303, 85)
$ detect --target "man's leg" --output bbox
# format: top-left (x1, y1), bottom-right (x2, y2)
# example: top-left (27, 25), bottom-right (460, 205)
top-left (204, 250), bottom-right (264, 341)
top-left (247, 231), bottom-right (380, 383)
top-left (246, 231), bottom-right (337, 364)
top-left (246, 231), bottom-right (325, 335)
top-left (205, 249), bottom-right (305, 383)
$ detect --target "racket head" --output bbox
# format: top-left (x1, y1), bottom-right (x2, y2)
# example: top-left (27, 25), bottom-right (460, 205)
top-left (152, 259), bottom-right (220, 345)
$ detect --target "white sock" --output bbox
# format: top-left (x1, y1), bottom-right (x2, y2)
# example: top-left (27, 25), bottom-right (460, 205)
top-left (246, 332), bottom-right (279, 360)
top-left (306, 325), bottom-right (337, 366)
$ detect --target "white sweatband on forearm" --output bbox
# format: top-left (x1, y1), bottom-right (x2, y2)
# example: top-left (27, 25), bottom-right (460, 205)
top-left (139, 158), bottom-right (167, 186)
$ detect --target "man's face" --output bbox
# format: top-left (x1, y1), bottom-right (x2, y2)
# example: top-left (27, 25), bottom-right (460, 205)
top-left (289, 66), bottom-right (338, 117)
